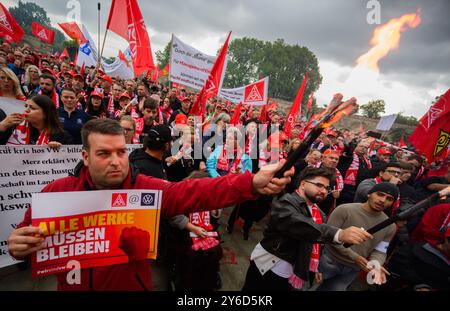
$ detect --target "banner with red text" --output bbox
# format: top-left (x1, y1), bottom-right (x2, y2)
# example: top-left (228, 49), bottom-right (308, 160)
top-left (0, 145), bottom-right (141, 269)
top-left (31, 189), bottom-right (161, 277)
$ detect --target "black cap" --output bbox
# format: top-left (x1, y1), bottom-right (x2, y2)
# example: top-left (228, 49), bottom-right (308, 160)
top-left (148, 125), bottom-right (172, 143)
top-left (368, 182), bottom-right (399, 201)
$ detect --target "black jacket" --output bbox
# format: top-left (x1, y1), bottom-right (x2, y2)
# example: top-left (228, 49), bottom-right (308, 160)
top-left (260, 192), bottom-right (338, 282)
top-left (128, 148), bottom-right (167, 180)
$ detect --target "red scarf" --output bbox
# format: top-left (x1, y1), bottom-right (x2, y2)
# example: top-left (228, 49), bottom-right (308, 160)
top-left (216, 146), bottom-right (242, 174)
top-left (107, 96), bottom-right (116, 116)
top-left (344, 153), bottom-right (371, 186)
top-left (374, 177), bottom-right (400, 216)
top-left (309, 203), bottom-right (323, 272)
top-left (133, 117), bottom-right (145, 144)
top-left (6, 121), bottom-right (49, 145)
top-left (289, 202), bottom-right (323, 289)
top-left (189, 212), bottom-right (219, 251)
top-left (38, 89), bottom-right (59, 108)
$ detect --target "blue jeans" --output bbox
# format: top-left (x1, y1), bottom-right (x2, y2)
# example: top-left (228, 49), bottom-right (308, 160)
top-left (316, 250), bottom-right (360, 291)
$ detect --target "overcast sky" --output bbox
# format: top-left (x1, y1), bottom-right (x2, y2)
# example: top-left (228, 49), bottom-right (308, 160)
top-left (4, 0), bottom-right (449, 118)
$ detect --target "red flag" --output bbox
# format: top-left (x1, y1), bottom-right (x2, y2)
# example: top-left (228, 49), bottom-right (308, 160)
top-left (307, 91), bottom-right (314, 111)
top-left (260, 104), bottom-right (267, 123)
top-left (190, 32), bottom-right (231, 117)
top-left (74, 51), bottom-right (78, 64)
top-left (409, 89), bottom-right (450, 161)
top-left (151, 65), bottom-right (159, 82)
top-left (0, 3), bottom-right (25, 43)
top-left (158, 63), bottom-right (169, 76)
top-left (80, 62), bottom-right (85, 77)
top-left (31, 22), bottom-right (55, 44)
top-left (118, 50), bottom-right (131, 68)
top-left (58, 22), bottom-right (86, 44)
top-left (53, 51), bottom-right (60, 58)
top-left (106, 0), bottom-right (155, 76)
top-left (230, 102), bottom-right (243, 125)
top-left (398, 135), bottom-right (407, 148)
top-left (247, 105), bottom-right (253, 118)
top-left (59, 48), bottom-right (69, 60)
top-left (284, 72), bottom-right (309, 137)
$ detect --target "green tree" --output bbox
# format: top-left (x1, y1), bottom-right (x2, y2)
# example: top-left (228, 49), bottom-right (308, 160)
top-left (223, 37), bottom-right (322, 107)
top-left (395, 113), bottom-right (418, 126)
top-left (155, 40), bottom-right (171, 69)
top-left (222, 37), bottom-right (266, 88)
top-left (8, 1), bottom-right (67, 50)
top-left (388, 127), bottom-right (413, 144)
top-left (360, 99), bottom-right (386, 119)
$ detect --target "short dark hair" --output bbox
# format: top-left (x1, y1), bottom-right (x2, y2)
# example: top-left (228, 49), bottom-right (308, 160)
top-left (299, 167), bottom-right (335, 184)
top-left (61, 87), bottom-right (76, 94)
top-left (81, 119), bottom-right (124, 150)
top-left (40, 74), bottom-right (55, 85)
top-left (143, 97), bottom-right (159, 110)
top-left (380, 162), bottom-right (402, 172)
top-left (399, 161), bottom-right (414, 171)
top-left (185, 171), bottom-right (209, 180)
top-left (406, 154), bottom-right (424, 165)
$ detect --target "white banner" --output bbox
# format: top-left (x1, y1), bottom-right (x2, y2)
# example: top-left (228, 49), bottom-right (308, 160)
top-left (76, 24), bottom-right (99, 68)
top-left (76, 25), bottom-right (134, 79)
top-left (218, 77), bottom-right (269, 105)
top-left (169, 34), bottom-right (228, 90)
top-left (0, 145), bottom-right (141, 268)
top-left (102, 57), bottom-right (134, 80)
top-left (1, 97), bottom-right (24, 115)
top-left (376, 114), bottom-right (397, 131)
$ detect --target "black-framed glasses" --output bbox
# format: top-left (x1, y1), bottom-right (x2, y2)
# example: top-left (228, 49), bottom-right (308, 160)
top-left (385, 169), bottom-right (401, 176)
top-left (304, 180), bottom-right (332, 192)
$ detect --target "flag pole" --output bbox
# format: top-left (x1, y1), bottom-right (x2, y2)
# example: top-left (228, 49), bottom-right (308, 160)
top-left (97, 2), bottom-right (101, 62)
top-left (98, 2), bottom-right (109, 69)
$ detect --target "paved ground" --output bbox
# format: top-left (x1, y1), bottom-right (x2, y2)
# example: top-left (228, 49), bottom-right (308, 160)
top-left (0, 206), bottom-right (263, 291)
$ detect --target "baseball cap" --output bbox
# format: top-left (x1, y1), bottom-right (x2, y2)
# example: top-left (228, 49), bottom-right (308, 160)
top-left (378, 148), bottom-right (391, 155)
top-left (148, 125), bottom-right (172, 143)
top-left (119, 92), bottom-right (131, 100)
top-left (41, 68), bottom-right (56, 76)
top-left (327, 130), bottom-right (337, 137)
top-left (174, 113), bottom-right (188, 125)
top-left (90, 91), bottom-right (104, 99)
top-left (101, 75), bottom-right (113, 84)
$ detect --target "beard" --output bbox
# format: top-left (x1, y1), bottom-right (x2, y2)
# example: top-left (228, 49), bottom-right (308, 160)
top-left (41, 88), bottom-right (53, 96)
top-left (304, 188), bottom-right (327, 204)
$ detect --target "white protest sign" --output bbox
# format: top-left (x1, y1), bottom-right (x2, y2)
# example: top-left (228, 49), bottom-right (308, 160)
top-left (376, 114), bottom-right (397, 131)
top-left (219, 77), bottom-right (269, 105)
top-left (0, 144), bottom-right (141, 268)
top-left (1, 97), bottom-right (24, 115)
top-left (169, 34), bottom-right (228, 90)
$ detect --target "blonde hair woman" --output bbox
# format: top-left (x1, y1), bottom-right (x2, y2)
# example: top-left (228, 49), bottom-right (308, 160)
top-left (23, 65), bottom-right (41, 96)
top-left (0, 67), bottom-right (26, 100)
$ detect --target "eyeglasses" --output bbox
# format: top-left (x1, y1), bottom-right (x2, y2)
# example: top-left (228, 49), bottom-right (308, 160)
top-left (385, 170), bottom-right (402, 176)
top-left (304, 180), bottom-right (332, 192)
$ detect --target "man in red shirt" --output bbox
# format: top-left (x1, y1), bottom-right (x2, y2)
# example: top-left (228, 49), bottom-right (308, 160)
top-left (7, 118), bottom-right (294, 291)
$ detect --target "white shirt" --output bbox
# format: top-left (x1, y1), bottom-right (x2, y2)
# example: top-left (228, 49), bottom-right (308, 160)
top-left (251, 206), bottom-right (342, 279)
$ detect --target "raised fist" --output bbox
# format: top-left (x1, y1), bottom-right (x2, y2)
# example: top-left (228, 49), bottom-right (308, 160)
top-left (119, 226), bottom-right (150, 262)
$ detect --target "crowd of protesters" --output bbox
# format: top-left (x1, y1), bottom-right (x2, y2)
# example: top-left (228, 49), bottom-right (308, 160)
top-left (1, 41), bottom-right (449, 291)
